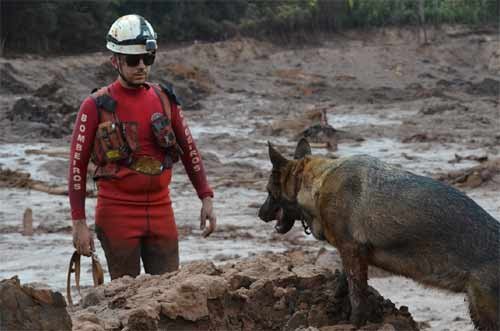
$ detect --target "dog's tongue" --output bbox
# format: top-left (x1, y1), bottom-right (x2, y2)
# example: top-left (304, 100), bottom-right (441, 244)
top-left (275, 208), bottom-right (294, 234)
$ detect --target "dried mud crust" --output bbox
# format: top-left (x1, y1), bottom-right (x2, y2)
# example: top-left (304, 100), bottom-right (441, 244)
top-left (69, 252), bottom-right (418, 331)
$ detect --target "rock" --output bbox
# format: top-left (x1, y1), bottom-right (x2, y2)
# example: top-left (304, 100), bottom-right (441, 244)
top-left (73, 312), bottom-right (101, 325)
top-left (127, 308), bottom-right (159, 331)
top-left (467, 78), bottom-right (500, 96)
top-left (73, 312), bottom-right (105, 331)
top-left (320, 324), bottom-right (356, 331)
top-left (435, 158), bottom-right (500, 189)
top-left (74, 321), bottom-right (105, 331)
top-left (5, 96), bottom-right (72, 138)
top-left (81, 287), bottom-right (104, 308)
top-left (159, 274), bottom-right (227, 321)
top-left (22, 282), bottom-right (65, 305)
top-left (34, 80), bottom-right (62, 98)
top-left (8, 97), bottom-right (48, 123)
top-left (0, 63), bottom-right (32, 94)
top-left (284, 310), bottom-right (308, 331)
top-left (420, 102), bottom-right (454, 115)
top-left (178, 260), bottom-right (222, 276)
top-left (152, 62), bottom-right (215, 108)
top-left (0, 276), bottom-right (72, 331)
top-left (308, 303), bottom-right (331, 327)
top-left (297, 326), bottom-right (321, 331)
top-left (376, 324), bottom-right (397, 331)
top-left (228, 273), bottom-right (256, 290)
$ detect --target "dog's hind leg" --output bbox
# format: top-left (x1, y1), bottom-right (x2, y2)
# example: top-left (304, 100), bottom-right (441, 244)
top-left (467, 280), bottom-right (499, 331)
top-left (338, 242), bottom-right (370, 327)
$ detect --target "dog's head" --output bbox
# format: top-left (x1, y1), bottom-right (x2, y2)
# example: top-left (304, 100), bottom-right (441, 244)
top-left (258, 138), bottom-right (311, 234)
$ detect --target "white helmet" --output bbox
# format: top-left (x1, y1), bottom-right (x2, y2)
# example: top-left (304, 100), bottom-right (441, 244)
top-left (106, 14), bottom-right (157, 54)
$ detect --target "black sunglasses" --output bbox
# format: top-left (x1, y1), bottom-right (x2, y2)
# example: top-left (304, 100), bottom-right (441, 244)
top-left (123, 53), bottom-right (155, 66)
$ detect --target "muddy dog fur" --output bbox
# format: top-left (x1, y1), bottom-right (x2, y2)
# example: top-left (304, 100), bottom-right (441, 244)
top-left (258, 138), bottom-right (499, 330)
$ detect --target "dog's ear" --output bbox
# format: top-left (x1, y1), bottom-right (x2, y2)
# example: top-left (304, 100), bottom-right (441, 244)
top-left (294, 138), bottom-right (311, 160)
top-left (268, 141), bottom-right (288, 168)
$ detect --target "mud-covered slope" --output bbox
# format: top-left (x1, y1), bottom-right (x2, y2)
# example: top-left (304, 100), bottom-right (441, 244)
top-left (69, 252), bottom-right (417, 331)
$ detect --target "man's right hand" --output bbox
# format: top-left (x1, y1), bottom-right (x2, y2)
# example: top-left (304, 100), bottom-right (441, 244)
top-left (72, 219), bottom-right (95, 257)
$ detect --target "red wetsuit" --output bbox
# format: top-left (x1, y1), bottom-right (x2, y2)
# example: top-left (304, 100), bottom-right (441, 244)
top-left (68, 80), bottom-right (213, 279)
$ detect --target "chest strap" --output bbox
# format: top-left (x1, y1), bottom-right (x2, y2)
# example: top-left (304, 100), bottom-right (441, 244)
top-left (91, 83), bottom-right (180, 178)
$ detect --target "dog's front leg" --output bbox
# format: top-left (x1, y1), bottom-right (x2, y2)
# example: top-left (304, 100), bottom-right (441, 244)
top-left (338, 242), bottom-right (369, 327)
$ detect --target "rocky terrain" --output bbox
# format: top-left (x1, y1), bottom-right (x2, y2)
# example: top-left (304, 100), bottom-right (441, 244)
top-left (0, 25), bottom-right (499, 330)
top-left (2, 250), bottom-right (419, 331)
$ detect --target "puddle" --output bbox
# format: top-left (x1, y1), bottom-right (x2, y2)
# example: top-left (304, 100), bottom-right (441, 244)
top-left (0, 188), bottom-right (88, 227)
top-left (370, 277), bottom-right (473, 331)
top-left (337, 138), bottom-right (487, 175)
top-left (0, 143), bottom-right (68, 183)
top-left (328, 112), bottom-right (410, 128)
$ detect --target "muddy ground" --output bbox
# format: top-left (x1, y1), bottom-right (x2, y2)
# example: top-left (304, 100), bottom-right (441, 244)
top-left (0, 25), bottom-right (499, 330)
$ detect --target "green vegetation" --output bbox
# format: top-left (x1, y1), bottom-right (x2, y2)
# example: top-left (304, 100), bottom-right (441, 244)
top-left (1, 0), bottom-right (498, 54)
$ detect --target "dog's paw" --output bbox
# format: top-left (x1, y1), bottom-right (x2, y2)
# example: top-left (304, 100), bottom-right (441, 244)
top-left (349, 295), bottom-right (371, 327)
top-left (349, 306), bottom-right (369, 328)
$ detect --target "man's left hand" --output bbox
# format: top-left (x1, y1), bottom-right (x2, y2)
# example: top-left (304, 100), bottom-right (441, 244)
top-left (200, 197), bottom-right (216, 237)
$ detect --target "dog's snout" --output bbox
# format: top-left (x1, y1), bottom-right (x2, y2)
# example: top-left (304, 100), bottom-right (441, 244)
top-left (258, 195), bottom-right (275, 222)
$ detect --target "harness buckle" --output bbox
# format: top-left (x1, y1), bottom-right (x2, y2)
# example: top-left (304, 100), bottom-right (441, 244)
top-left (129, 156), bottom-right (163, 175)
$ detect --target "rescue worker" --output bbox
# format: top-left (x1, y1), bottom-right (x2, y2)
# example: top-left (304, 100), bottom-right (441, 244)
top-left (68, 14), bottom-right (216, 279)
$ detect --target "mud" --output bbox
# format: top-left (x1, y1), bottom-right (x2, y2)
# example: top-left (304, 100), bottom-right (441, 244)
top-left (69, 252), bottom-right (417, 331)
top-left (0, 25), bottom-right (499, 330)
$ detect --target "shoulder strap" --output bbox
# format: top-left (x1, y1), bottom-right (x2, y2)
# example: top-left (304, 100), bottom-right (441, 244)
top-left (160, 82), bottom-right (181, 106)
top-left (91, 86), bottom-right (118, 122)
top-left (152, 84), bottom-right (172, 120)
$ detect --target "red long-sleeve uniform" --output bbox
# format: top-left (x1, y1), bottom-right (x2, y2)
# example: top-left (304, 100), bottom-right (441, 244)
top-left (68, 81), bottom-right (212, 264)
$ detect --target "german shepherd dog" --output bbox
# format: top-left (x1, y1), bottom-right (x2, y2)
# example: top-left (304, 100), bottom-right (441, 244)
top-left (259, 138), bottom-right (499, 330)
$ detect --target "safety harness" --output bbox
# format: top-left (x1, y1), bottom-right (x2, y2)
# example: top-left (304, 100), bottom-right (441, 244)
top-left (90, 83), bottom-right (181, 179)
